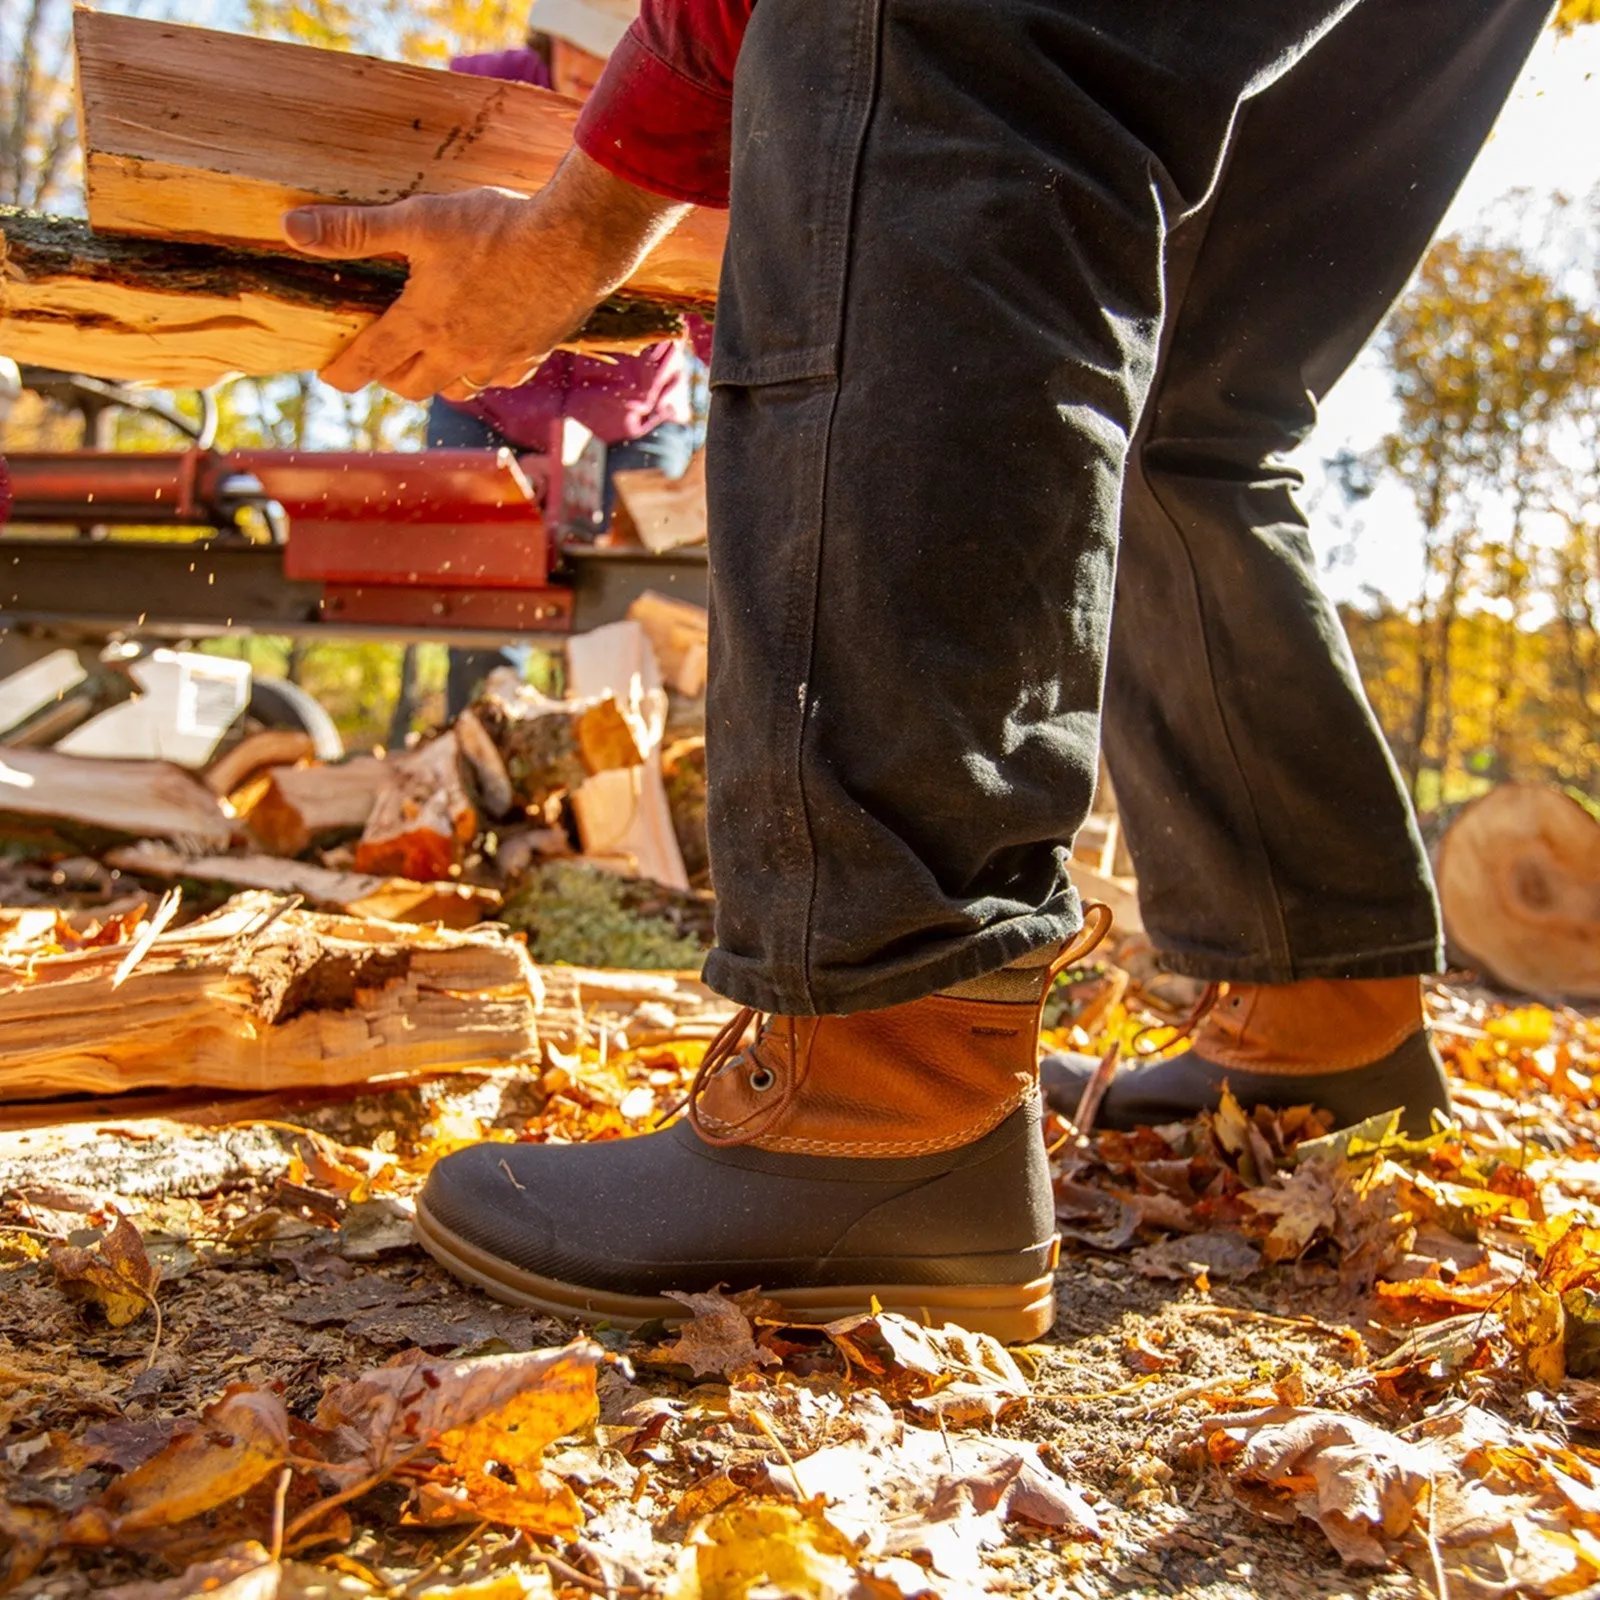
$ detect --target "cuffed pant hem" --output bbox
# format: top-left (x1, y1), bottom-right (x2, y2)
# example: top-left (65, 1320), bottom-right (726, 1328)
top-left (702, 902), bottom-right (1082, 1017)
top-left (1154, 936), bottom-right (1443, 986)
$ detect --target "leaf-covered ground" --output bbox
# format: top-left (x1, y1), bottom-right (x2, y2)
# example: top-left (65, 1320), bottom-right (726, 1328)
top-left (4, 970), bottom-right (1600, 1599)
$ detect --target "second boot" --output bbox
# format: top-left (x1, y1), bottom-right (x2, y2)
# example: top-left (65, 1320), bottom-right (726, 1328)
top-left (1042, 975), bottom-right (1450, 1136)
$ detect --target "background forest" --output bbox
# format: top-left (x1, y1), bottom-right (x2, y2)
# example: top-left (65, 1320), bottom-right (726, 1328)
top-left (1, 0), bottom-right (1598, 795)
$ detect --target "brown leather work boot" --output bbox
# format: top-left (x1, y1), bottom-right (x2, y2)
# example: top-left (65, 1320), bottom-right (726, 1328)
top-left (1041, 975), bottom-right (1450, 1136)
top-left (417, 909), bottom-right (1111, 1343)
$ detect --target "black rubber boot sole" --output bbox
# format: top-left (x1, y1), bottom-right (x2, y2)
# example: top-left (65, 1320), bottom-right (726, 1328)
top-left (416, 1098), bottom-right (1060, 1343)
top-left (1040, 1029), bottom-right (1451, 1138)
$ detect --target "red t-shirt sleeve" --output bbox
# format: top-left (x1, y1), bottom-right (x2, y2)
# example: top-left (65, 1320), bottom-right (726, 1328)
top-left (574, 0), bottom-right (753, 208)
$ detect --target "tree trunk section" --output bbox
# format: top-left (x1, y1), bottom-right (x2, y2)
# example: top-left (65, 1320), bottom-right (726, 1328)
top-left (1435, 782), bottom-right (1600, 1000)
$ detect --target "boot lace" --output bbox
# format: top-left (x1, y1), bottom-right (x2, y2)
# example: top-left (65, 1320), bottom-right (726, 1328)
top-left (676, 902), bottom-right (1117, 1148)
top-left (680, 1007), bottom-right (801, 1148)
top-left (1132, 981), bottom-right (1222, 1056)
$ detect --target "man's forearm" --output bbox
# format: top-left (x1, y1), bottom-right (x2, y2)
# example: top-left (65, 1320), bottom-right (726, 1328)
top-left (533, 147), bottom-right (694, 306)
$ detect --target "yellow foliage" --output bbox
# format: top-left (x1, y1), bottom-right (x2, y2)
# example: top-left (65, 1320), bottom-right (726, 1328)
top-left (1554, 0), bottom-right (1600, 33)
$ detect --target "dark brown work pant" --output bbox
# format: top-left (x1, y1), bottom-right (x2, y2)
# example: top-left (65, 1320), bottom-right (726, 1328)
top-left (702, 0), bottom-right (1553, 1015)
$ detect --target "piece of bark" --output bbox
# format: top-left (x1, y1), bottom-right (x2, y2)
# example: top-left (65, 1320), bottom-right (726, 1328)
top-left (0, 748), bottom-right (231, 854)
top-left (353, 734), bottom-right (478, 883)
top-left (75, 10), bottom-right (723, 308)
top-left (611, 451), bottom-right (708, 554)
top-left (627, 591), bottom-right (710, 699)
top-left (104, 840), bottom-right (500, 930)
top-left (235, 757), bottom-right (388, 858)
top-left (0, 208), bottom-right (683, 388)
top-left (0, 891), bottom-right (542, 1099)
top-left (452, 708), bottom-right (515, 820)
top-left (1435, 782), bottom-right (1600, 1000)
top-left (204, 730), bottom-right (315, 797)
top-left (469, 678), bottom-right (645, 814)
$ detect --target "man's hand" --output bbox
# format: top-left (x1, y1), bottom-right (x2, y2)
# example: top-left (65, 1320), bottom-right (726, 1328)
top-left (282, 150), bottom-right (691, 401)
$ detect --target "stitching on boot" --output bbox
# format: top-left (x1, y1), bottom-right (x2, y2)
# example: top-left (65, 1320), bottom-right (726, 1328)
top-left (695, 1086), bottom-right (1032, 1157)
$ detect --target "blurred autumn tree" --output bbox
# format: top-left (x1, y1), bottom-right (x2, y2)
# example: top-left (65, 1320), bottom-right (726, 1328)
top-left (1342, 211), bottom-right (1600, 807)
top-left (0, 0), bottom-right (76, 209)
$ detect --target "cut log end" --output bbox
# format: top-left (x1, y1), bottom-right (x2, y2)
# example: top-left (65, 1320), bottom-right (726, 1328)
top-left (1436, 782), bottom-right (1600, 1001)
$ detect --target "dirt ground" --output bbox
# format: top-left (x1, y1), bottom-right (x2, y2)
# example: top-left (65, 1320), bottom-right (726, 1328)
top-left (3, 974), bottom-right (1599, 1599)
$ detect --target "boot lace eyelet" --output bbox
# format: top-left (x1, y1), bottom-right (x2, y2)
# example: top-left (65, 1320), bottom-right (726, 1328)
top-left (747, 1065), bottom-right (777, 1093)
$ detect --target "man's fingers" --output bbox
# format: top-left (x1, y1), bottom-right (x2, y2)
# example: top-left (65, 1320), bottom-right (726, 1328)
top-left (385, 352), bottom-right (469, 404)
top-left (283, 199), bottom-right (415, 260)
top-left (320, 320), bottom-right (419, 393)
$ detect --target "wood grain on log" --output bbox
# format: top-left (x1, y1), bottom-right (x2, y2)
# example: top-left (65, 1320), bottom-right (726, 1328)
top-left (0, 208), bottom-right (685, 387)
top-left (74, 10), bottom-right (723, 306)
top-left (204, 730), bottom-right (316, 798)
top-left (0, 891), bottom-right (542, 1099)
top-left (612, 452), bottom-right (708, 555)
top-left (566, 621), bottom-right (688, 889)
top-left (354, 734), bottom-right (478, 882)
top-left (627, 591), bottom-right (709, 698)
top-left (1436, 782), bottom-right (1600, 1000)
top-left (235, 757), bottom-right (389, 858)
top-left (0, 748), bottom-right (232, 853)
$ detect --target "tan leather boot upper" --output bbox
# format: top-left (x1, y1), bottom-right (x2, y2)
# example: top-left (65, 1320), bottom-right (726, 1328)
top-left (689, 990), bottom-right (1045, 1157)
top-left (1193, 976), bottom-right (1424, 1075)
top-left (689, 907), bottom-right (1114, 1158)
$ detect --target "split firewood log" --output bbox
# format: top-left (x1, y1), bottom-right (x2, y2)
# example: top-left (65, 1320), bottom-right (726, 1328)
top-left (468, 675), bottom-right (646, 815)
top-left (234, 757), bottom-right (388, 858)
top-left (104, 840), bottom-right (500, 929)
top-left (0, 891), bottom-right (541, 1099)
top-left (565, 622), bottom-right (688, 889)
top-left (1435, 782), bottom-right (1600, 1000)
top-left (627, 591), bottom-right (710, 699)
top-left (74, 10), bottom-right (723, 305)
top-left (0, 209), bottom-right (684, 389)
top-left (353, 734), bottom-right (479, 883)
top-left (204, 730), bottom-right (316, 797)
top-left (0, 748), bottom-right (232, 854)
top-left (612, 452), bottom-right (708, 554)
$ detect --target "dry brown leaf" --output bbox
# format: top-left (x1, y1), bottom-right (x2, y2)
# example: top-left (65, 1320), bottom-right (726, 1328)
top-left (1131, 1230), bottom-right (1261, 1281)
top-left (99, 1542), bottom-right (374, 1599)
top-left (1122, 1331), bottom-right (1181, 1373)
top-left (1503, 1279), bottom-right (1566, 1391)
top-left (1055, 1181), bottom-right (1142, 1251)
top-left (1540, 1221), bottom-right (1600, 1295)
top-left (825, 1314), bottom-right (1030, 1425)
top-left (653, 1290), bottom-right (781, 1380)
top-left (1211, 1088), bottom-right (1252, 1160)
top-left (312, 1341), bottom-right (600, 1533)
top-left (63, 1387), bottom-right (291, 1547)
top-left (666, 1497), bottom-right (872, 1600)
top-left (431, 1375), bottom-right (597, 1534)
top-left (316, 1340), bottom-right (602, 1474)
top-left (1241, 1162), bottom-right (1338, 1262)
top-left (1206, 1406), bottom-right (1432, 1566)
top-left (50, 1215), bottom-right (159, 1329)
top-left (0, 1499), bottom-right (62, 1591)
